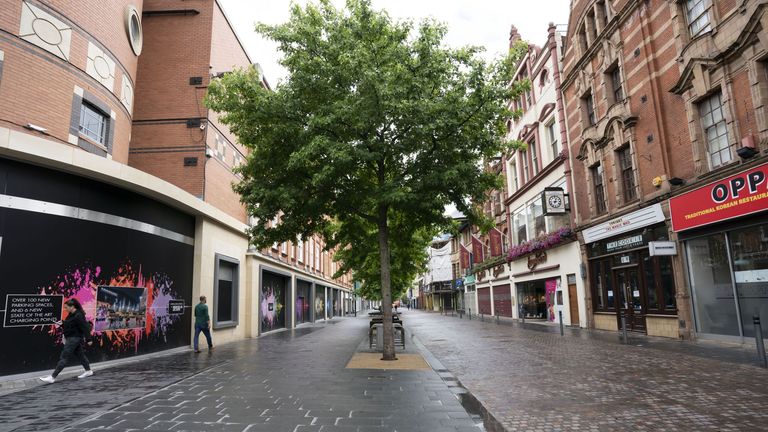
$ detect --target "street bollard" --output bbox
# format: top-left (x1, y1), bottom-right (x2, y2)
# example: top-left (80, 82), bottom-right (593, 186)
top-left (754, 314), bottom-right (767, 368)
top-left (480, 313), bottom-right (484, 322)
top-left (468, 308), bottom-right (472, 321)
top-left (621, 313), bottom-right (629, 344)
top-left (496, 313), bottom-right (500, 325)
top-left (558, 310), bottom-right (564, 336)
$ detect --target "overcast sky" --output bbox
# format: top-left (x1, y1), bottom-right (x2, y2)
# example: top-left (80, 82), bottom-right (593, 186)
top-left (218, 0), bottom-right (571, 85)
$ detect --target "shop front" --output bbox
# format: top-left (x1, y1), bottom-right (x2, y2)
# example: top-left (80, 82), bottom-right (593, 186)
top-left (670, 162), bottom-right (768, 341)
top-left (583, 204), bottom-right (679, 336)
top-left (296, 280), bottom-right (312, 324)
top-left (260, 269), bottom-right (289, 333)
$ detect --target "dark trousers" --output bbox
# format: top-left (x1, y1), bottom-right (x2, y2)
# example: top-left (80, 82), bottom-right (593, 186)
top-left (194, 324), bottom-right (212, 350)
top-left (53, 336), bottom-right (90, 378)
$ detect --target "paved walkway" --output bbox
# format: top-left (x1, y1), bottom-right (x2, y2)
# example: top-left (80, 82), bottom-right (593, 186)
top-left (0, 317), bottom-right (482, 432)
top-left (405, 310), bottom-right (768, 432)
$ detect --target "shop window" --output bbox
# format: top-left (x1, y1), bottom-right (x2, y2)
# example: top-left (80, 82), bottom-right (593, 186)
top-left (583, 91), bottom-right (596, 126)
top-left (728, 224), bottom-right (768, 338)
top-left (591, 259), bottom-right (614, 311)
top-left (79, 102), bottom-right (108, 146)
top-left (685, 0), bottom-right (711, 38)
top-left (687, 234), bottom-right (739, 336)
top-left (591, 163), bottom-right (607, 214)
top-left (617, 146), bottom-right (637, 202)
top-left (643, 255), bottom-right (659, 310)
top-left (698, 92), bottom-right (731, 169)
top-left (546, 120), bottom-right (559, 158)
top-left (214, 254), bottom-right (239, 328)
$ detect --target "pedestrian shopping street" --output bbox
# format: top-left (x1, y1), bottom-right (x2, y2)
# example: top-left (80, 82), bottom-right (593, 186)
top-left (1, 310), bottom-right (767, 432)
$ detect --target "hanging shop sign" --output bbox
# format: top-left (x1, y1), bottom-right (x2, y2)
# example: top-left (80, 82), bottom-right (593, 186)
top-left (648, 241), bottom-right (677, 256)
top-left (464, 275), bottom-right (476, 285)
top-left (3, 294), bottom-right (63, 327)
top-left (489, 228), bottom-right (503, 257)
top-left (582, 203), bottom-right (665, 243)
top-left (669, 162), bottom-right (768, 232)
top-left (542, 187), bottom-right (567, 215)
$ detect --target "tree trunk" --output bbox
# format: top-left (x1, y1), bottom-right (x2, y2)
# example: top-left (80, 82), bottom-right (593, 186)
top-left (377, 203), bottom-right (396, 360)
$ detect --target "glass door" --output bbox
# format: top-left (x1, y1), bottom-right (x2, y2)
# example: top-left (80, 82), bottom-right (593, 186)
top-left (614, 267), bottom-right (646, 332)
top-left (729, 225), bottom-right (768, 338)
top-left (687, 234), bottom-right (740, 336)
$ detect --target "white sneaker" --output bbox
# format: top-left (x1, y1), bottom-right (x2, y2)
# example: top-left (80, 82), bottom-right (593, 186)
top-left (39, 375), bottom-right (55, 384)
top-left (77, 370), bottom-right (93, 379)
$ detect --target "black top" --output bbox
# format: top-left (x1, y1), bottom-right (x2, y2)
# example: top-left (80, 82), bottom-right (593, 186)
top-left (62, 310), bottom-right (91, 339)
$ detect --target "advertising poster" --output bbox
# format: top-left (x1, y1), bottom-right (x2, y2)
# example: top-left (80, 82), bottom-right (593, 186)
top-left (296, 281), bottom-right (311, 323)
top-left (95, 286), bottom-right (148, 331)
top-left (260, 272), bottom-right (286, 332)
top-left (315, 288), bottom-right (325, 320)
top-left (0, 158), bottom-right (194, 376)
top-left (545, 279), bottom-right (558, 322)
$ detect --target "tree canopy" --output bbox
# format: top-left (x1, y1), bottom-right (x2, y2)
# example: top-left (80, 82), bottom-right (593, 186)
top-left (206, 0), bottom-right (528, 359)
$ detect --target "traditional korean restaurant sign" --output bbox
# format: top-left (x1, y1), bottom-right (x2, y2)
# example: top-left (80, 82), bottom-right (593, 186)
top-left (670, 162), bottom-right (768, 232)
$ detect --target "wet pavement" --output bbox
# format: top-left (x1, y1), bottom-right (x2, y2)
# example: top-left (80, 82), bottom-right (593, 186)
top-left (0, 317), bottom-right (483, 432)
top-left (406, 310), bottom-right (768, 432)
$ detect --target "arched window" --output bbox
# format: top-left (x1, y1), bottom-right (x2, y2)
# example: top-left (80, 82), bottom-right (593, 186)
top-left (539, 69), bottom-right (549, 87)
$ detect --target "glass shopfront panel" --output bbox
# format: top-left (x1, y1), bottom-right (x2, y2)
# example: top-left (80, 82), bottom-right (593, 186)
top-left (729, 225), bottom-right (768, 338)
top-left (687, 234), bottom-right (742, 337)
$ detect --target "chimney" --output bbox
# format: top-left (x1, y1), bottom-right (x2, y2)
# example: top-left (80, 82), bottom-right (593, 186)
top-left (509, 25), bottom-right (521, 48)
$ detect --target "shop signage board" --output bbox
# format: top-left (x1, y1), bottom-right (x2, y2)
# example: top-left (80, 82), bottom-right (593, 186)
top-left (605, 234), bottom-right (644, 254)
top-left (669, 162), bottom-right (768, 232)
top-left (582, 204), bottom-right (665, 244)
top-left (489, 228), bottom-right (503, 257)
top-left (3, 294), bottom-right (63, 327)
top-left (464, 275), bottom-right (475, 284)
top-left (648, 241), bottom-right (677, 256)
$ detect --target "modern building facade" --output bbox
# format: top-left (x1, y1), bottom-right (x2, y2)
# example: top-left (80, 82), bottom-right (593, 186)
top-left (504, 24), bottom-right (587, 327)
top-left (561, 0), bottom-right (692, 338)
top-left (0, 0), bottom-right (351, 378)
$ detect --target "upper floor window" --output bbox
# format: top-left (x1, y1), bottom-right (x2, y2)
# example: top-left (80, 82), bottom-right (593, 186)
top-left (698, 92), bottom-right (731, 168)
top-left (546, 120), bottom-right (559, 158)
top-left (79, 102), bottom-right (108, 145)
top-left (510, 160), bottom-right (519, 191)
top-left (686, 0), bottom-right (711, 37)
top-left (597, 1), bottom-right (609, 28)
top-left (521, 150), bottom-right (530, 183)
top-left (513, 207), bottom-right (528, 244)
top-left (610, 66), bottom-right (624, 103)
top-left (530, 139), bottom-right (539, 176)
top-left (591, 163), bottom-right (607, 214)
top-left (617, 146), bottom-right (637, 202)
top-left (297, 237), bottom-right (304, 263)
top-left (583, 92), bottom-right (596, 126)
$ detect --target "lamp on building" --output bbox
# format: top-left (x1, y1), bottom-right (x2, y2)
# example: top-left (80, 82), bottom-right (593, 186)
top-left (737, 136), bottom-right (758, 159)
top-left (668, 177), bottom-right (685, 186)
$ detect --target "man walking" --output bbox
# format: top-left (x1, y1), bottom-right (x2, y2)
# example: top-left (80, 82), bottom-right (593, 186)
top-left (194, 296), bottom-right (214, 353)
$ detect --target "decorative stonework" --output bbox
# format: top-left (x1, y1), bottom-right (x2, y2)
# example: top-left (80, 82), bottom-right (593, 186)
top-left (19, 1), bottom-right (72, 61)
top-left (120, 77), bottom-right (134, 113)
top-left (85, 42), bottom-right (116, 91)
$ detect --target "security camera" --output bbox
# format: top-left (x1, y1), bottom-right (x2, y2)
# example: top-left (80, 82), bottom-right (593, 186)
top-left (205, 148), bottom-right (214, 158)
top-left (199, 123), bottom-right (206, 130)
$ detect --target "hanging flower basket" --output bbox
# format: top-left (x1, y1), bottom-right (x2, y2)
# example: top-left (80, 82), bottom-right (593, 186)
top-left (507, 227), bottom-right (575, 262)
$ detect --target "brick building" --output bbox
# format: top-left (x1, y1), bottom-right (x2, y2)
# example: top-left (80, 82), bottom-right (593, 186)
top-left (0, 0), bottom-right (351, 378)
top-left (666, 0), bottom-right (768, 342)
top-left (561, 0), bottom-right (692, 338)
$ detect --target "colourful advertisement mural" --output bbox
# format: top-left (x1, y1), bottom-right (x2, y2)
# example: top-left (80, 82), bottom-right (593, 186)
top-left (260, 272), bottom-right (286, 332)
top-left (0, 158), bottom-right (194, 376)
top-left (315, 288), bottom-right (325, 320)
top-left (296, 281), bottom-right (311, 324)
top-left (545, 279), bottom-right (558, 322)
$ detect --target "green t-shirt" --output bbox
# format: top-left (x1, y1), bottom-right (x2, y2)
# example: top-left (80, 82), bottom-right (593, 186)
top-left (194, 303), bottom-right (210, 327)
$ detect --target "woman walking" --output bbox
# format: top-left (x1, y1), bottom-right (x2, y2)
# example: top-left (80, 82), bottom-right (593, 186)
top-left (39, 298), bottom-right (93, 383)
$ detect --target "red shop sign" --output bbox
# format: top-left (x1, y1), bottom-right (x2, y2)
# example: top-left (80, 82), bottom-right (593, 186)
top-left (669, 162), bottom-right (768, 232)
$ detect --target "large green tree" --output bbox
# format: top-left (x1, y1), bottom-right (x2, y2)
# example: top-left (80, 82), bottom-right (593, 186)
top-left (206, 0), bottom-right (527, 360)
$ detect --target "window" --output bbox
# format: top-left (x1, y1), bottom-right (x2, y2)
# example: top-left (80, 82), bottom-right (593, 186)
top-left (521, 151), bottom-right (529, 183)
top-left (281, 242), bottom-right (288, 255)
top-left (79, 102), bottom-right (108, 145)
top-left (592, 259), bottom-right (613, 310)
top-left (583, 92), bottom-right (596, 125)
top-left (532, 199), bottom-right (545, 237)
top-left (530, 140), bottom-right (539, 176)
top-left (513, 207), bottom-right (527, 244)
top-left (297, 237), bottom-right (304, 263)
top-left (213, 254), bottom-right (239, 328)
top-left (315, 243), bottom-right (321, 270)
top-left (546, 121), bottom-right (559, 158)
top-left (698, 92), bottom-right (731, 168)
top-left (610, 66), bottom-right (624, 102)
top-left (502, 230), bottom-right (509, 254)
top-left (617, 147), bottom-right (637, 202)
top-left (591, 163), bottom-right (607, 214)
top-left (510, 160), bottom-right (519, 191)
top-left (686, 0), bottom-right (711, 38)
top-left (598, 1), bottom-right (609, 27)
top-left (309, 238), bottom-right (315, 268)
top-left (125, 5), bottom-right (143, 55)
top-left (578, 25), bottom-right (588, 53)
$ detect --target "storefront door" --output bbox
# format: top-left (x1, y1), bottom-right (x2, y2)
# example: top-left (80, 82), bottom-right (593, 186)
top-left (614, 267), bottom-right (646, 332)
